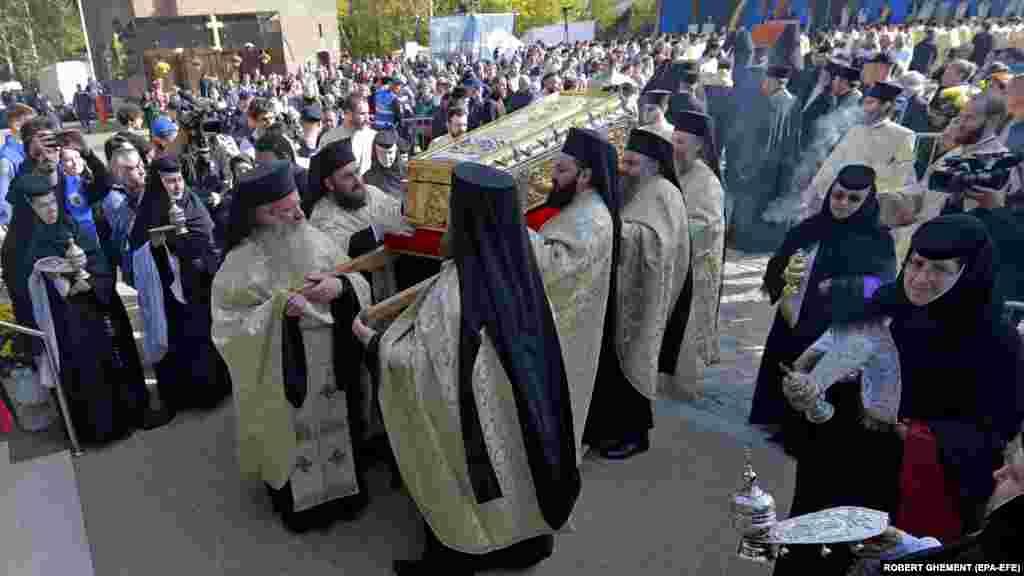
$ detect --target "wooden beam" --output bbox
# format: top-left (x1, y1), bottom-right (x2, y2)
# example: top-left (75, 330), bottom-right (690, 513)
top-left (365, 275), bottom-right (435, 323)
top-left (334, 245), bottom-right (393, 274)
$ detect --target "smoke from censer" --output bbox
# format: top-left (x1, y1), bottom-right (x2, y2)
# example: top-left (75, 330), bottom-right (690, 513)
top-left (762, 105), bottom-right (865, 225)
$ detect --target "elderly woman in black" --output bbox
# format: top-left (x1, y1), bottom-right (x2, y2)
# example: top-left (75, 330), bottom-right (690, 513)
top-left (861, 215), bottom-right (1021, 533)
top-left (749, 164), bottom-right (898, 453)
top-left (779, 214), bottom-right (1023, 574)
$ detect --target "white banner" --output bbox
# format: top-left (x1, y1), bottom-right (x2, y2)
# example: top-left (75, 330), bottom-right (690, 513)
top-left (520, 21), bottom-right (596, 46)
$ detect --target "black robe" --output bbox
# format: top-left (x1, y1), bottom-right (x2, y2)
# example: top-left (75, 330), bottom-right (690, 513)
top-left (134, 187), bottom-right (231, 414)
top-left (749, 181), bottom-right (897, 439)
top-left (363, 333), bottom-right (556, 575)
top-left (266, 276), bottom-right (369, 533)
top-left (899, 494), bottom-right (1024, 563)
top-left (759, 189), bottom-right (900, 576)
top-left (728, 86), bottom-right (801, 253)
top-left (1, 202), bottom-right (147, 445)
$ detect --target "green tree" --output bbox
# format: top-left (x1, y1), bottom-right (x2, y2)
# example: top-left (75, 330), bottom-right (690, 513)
top-left (0, 0), bottom-right (87, 82)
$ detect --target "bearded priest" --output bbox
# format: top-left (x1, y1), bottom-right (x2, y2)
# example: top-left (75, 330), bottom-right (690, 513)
top-left (584, 127), bottom-right (693, 460)
top-left (212, 160), bottom-right (375, 533)
top-left (530, 128), bottom-right (621, 464)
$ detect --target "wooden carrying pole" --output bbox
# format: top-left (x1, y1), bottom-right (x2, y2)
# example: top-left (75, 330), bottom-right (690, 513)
top-left (365, 276), bottom-right (435, 324)
top-left (334, 245), bottom-right (393, 275)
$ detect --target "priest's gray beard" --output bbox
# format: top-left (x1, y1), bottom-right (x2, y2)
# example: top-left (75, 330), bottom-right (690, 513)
top-left (254, 220), bottom-right (327, 287)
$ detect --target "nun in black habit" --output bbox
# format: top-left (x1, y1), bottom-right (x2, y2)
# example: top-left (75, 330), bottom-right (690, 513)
top-left (774, 214), bottom-right (1024, 575)
top-left (852, 214), bottom-right (1023, 535)
top-left (352, 163), bottom-right (578, 575)
top-left (0, 175), bottom-right (148, 443)
top-left (749, 165), bottom-right (898, 450)
top-left (129, 155), bottom-right (231, 415)
top-left (763, 167), bottom-right (901, 576)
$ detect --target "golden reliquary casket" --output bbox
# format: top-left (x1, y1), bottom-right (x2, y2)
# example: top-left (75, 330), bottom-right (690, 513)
top-left (405, 90), bottom-right (636, 231)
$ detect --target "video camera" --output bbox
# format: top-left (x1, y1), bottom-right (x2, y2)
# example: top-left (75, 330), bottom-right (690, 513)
top-left (928, 151), bottom-right (1023, 210)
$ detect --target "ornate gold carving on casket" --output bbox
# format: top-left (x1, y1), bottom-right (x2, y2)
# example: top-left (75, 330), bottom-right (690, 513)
top-left (406, 91), bottom-right (634, 231)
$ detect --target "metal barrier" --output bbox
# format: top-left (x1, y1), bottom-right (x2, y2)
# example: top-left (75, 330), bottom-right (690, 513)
top-left (0, 319), bottom-right (83, 457)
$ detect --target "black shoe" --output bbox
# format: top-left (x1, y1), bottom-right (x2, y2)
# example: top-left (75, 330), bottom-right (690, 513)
top-left (141, 406), bottom-right (174, 430)
top-left (598, 436), bottom-right (650, 460)
top-left (393, 559), bottom-right (474, 576)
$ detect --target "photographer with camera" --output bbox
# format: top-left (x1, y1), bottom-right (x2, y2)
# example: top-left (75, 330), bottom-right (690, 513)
top-left (890, 94), bottom-right (1023, 262)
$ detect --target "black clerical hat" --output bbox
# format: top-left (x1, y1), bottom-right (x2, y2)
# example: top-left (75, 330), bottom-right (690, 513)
top-left (625, 127), bottom-right (679, 190)
top-left (14, 174), bottom-right (54, 199)
top-left (767, 65), bottom-right (792, 80)
top-left (562, 127), bottom-right (609, 167)
top-left (236, 160), bottom-right (295, 207)
top-left (313, 138), bottom-right (357, 176)
top-left (152, 154), bottom-right (181, 174)
top-left (373, 130), bottom-right (398, 148)
top-left (834, 64), bottom-right (862, 83)
top-left (865, 81), bottom-right (903, 102)
top-left (673, 110), bottom-right (711, 138)
top-left (641, 89), bottom-right (672, 106)
top-left (836, 164), bottom-right (876, 191)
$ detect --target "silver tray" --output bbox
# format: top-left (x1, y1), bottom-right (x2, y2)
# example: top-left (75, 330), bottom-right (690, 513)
top-left (754, 507), bottom-right (888, 545)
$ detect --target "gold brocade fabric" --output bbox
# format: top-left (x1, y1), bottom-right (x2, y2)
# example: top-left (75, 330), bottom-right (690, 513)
top-left (527, 189), bottom-right (614, 462)
top-left (676, 160), bottom-right (725, 374)
top-left (377, 264), bottom-right (574, 554)
top-left (210, 224), bottom-right (371, 491)
top-left (615, 175), bottom-right (691, 399)
top-left (308, 185), bottom-right (400, 303)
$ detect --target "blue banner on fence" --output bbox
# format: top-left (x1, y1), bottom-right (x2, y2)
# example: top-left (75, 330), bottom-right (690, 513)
top-left (430, 13), bottom-right (516, 60)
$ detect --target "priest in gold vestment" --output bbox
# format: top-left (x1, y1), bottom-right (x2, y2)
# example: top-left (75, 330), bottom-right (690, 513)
top-left (530, 128), bottom-right (619, 464)
top-left (673, 111), bottom-right (726, 383)
top-left (584, 127), bottom-right (692, 460)
top-left (211, 161), bottom-right (374, 533)
top-left (352, 163), bottom-right (579, 575)
top-left (803, 82), bottom-right (917, 218)
top-left (305, 138), bottom-right (403, 303)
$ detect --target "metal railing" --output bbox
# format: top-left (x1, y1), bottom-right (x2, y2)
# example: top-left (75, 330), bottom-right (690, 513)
top-left (0, 319), bottom-right (83, 457)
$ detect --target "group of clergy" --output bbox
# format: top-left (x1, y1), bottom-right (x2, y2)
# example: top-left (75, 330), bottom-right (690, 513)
top-left (1, 78), bottom-right (727, 573)
top-left (209, 98), bottom-right (728, 572)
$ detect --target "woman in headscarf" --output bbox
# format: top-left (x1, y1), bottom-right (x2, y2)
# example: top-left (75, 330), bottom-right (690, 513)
top-left (750, 165), bottom-right (898, 452)
top-left (127, 155), bottom-right (230, 415)
top-left (861, 214), bottom-right (1021, 536)
top-left (0, 174), bottom-right (148, 443)
top-left (779, 213), bottom-right (1023, 575)
top-left (351, 162), bottom-right (577, 575)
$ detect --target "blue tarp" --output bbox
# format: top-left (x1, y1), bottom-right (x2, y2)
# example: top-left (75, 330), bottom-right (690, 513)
top-left (658, 0), bottom-right (959, 33)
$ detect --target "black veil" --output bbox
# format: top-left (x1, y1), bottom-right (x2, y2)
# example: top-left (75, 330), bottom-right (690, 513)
top-left (450, 162), bottom-right (578, 530)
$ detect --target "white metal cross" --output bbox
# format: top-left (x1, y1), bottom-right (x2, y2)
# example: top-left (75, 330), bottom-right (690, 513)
top-left (206, 14), bottom-right (224, 51)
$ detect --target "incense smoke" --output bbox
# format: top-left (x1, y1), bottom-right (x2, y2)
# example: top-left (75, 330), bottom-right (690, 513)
top-left (762, 104), bottom-right (866, 225)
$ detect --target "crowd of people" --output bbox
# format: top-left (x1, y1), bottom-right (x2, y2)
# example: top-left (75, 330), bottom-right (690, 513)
top-left (0, 12), bottom-right (1022, 574)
